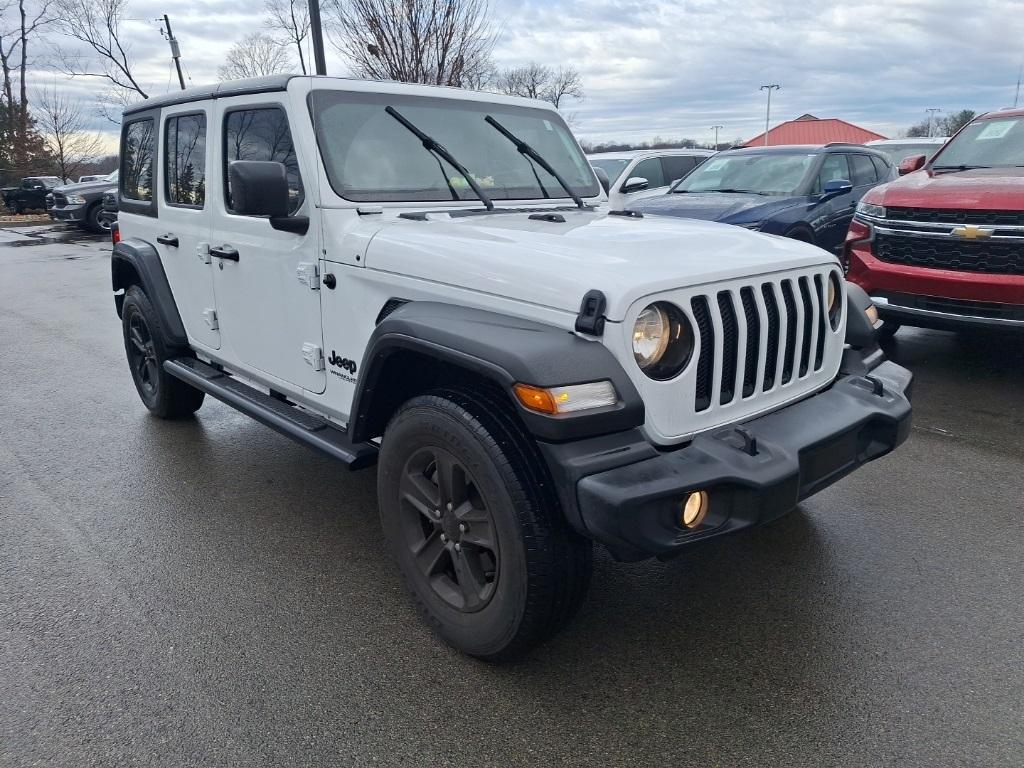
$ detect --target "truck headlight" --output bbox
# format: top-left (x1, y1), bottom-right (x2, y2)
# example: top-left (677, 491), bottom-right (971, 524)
top-left (633, 302), bottom-right (694, 380)
top-left (855, 201), bottom-right (885, 219)
top-left (65, 194), bottom-right (87, 205)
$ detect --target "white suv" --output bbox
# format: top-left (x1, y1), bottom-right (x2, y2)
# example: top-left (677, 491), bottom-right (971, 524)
top-left (588, 148), bottom-right (715, 209)
top-left (112, 75), bottom-right (912, 661)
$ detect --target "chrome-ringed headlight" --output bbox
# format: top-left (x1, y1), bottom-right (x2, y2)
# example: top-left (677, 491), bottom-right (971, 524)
top-left (632, 302), bottom-right (694, 380)
top-left (66, 194), bottom-right (87, 205)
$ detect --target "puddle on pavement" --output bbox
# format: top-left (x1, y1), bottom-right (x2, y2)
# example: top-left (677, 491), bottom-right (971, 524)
top-left (0, 228), bottom-right (106, 248)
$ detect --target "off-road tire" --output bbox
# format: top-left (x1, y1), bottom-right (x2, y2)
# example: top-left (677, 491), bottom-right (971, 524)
top-left (121, 285), bottom-right (205, 418)
top-left (377, 388), bottom-right (592, 662)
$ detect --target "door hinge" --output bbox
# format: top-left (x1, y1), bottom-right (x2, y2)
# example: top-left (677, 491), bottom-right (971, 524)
top-left (296, 262), bottom-right (320, 290)
top-left (302, 343), bottom-right (324, 371)
top-left (196, 242), bottom-right (211, 264)
top-left (202, 308), bottom-right (218, 330)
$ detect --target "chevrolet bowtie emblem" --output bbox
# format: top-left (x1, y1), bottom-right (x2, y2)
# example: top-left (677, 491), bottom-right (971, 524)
top-left (951, 225), bottom-right (995, 239)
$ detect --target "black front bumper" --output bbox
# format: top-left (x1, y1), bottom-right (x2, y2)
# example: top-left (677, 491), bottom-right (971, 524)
top-left (540, 360), bottom-right (913, 562)
top-left (51, 205), bottom-right (87, 222)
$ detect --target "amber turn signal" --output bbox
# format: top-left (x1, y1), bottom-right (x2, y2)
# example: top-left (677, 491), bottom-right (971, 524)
top-left (513, 384), bottom-right (559, 414)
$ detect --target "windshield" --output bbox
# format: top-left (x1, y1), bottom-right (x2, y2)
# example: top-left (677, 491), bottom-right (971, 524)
top-left (674, 153), bottom-right (816, 195)
top-left (932, 117), bottom-right (1024, 168)
top-left (871, 143), bottom-right (943, 164)
top-left (309, 90), bottom-right (598, 203)
top-left (589, 158), bottom-right (631, 185)
top-left (105, 169), bottom-right (119, 182)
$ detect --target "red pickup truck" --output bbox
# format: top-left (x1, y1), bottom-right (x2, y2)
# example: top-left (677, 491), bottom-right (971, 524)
top-left (845, 108), bottom-right (1024, 337)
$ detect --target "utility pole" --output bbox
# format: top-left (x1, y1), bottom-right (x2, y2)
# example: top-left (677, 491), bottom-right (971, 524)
top-left (158, 15), bottom-right (185, 90)
top-left (711, 124), bottom-right (723, 150)
top-left (760, 84), bottom-right (780, 146)
top-left (308, 0), bottom-right (327, 75)
top-left (925, 108), bottom-right (941, 137)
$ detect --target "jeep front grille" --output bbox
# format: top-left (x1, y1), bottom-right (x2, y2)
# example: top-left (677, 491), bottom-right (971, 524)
top-left (689, 271), bottom-right (836, 414)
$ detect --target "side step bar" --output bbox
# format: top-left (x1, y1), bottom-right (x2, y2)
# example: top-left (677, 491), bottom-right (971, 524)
top-left (164, 357), bottom-right (378, 470)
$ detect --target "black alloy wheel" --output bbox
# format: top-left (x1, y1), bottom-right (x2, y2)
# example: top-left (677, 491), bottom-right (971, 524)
top-left (399, 446), bottom-right (499, 612)
top-left (127, 312), bottom-right (159, 401)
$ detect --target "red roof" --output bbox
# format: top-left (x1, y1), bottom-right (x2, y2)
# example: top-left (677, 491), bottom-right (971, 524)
top-left (745, 117), bottom-right (887, 147)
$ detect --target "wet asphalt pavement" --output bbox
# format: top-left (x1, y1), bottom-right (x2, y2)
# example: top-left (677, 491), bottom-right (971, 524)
top-left (1, 224), bottom-right (1022, 767)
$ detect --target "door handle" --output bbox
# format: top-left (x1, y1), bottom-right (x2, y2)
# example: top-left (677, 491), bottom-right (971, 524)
top-left (156, 233), bottom-right (179, 247)
top-left (210, 245), bottom-right (239, 262)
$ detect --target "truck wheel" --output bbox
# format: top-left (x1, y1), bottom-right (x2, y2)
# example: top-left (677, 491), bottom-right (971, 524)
top-left (378, 390), bottom-right (592, 661)
top-left (10, 201), bottom-right (23, 215)
top-left (121, 285), bottom-right (205, 418)
top-left (85, 203), bottom-right (105, 234)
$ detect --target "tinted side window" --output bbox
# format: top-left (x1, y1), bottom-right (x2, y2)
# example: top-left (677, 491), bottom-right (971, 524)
top-left (870, 155), bottom-right (890, 180)
top-left (165, 114), bottom-right (207, 207)
top-left (850, 154), bottom-right (876, 186)
top-left (661, 155), bottom-right (698, 185)
top-left (815, 153), bottom-right (850, 193)
top-left (224, 107), bottom-right (303, 214)
top-left (627, 157), bottom-right (666, 189)
top-left (122, 119), bottom-right (156, 202)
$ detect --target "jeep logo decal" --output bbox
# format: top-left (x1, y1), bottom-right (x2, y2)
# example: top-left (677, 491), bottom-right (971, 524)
top-left (327, 351), bottom-right (357, 374)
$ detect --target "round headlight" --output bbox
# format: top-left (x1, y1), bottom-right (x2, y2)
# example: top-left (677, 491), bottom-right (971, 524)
top-left (827, 273), bottom-right (842, 330)
top-left (632, 302), bottom-right (694, 380)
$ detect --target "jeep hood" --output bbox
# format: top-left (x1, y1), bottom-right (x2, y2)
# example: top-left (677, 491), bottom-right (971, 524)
top-left (363, 209), bottom-right (834, 321)
top-left (630, 191), bottom-right (804, 224)
top-left (866, 166), bottom-right (1024, 210)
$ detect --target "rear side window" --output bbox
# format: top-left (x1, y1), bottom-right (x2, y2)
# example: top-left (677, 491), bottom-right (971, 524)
top-left (165, 113), bottom-right (207, 208)
top-left (849, 154), bottom-right (877, 186)
top-left (628, 157), bottom-right (666, 189)
top-left (661, 156), bottom-right (699, 185)
top-left (122, 119), bottom-right (156, 202)
top-left (224, 107), bottom-right (303, 214)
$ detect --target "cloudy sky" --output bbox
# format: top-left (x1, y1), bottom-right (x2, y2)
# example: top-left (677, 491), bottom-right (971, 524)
top-left (26, 0), bottom-right (1024, 148)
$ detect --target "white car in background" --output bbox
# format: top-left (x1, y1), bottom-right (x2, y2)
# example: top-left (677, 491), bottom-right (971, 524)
top-left (865, 137), bottom-right (947, 166)
top-left (589, 148), bottom-right (715, 209)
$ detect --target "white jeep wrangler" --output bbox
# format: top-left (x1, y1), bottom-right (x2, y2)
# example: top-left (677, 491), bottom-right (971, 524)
top-left (112, 75), bottom-right (912, 661)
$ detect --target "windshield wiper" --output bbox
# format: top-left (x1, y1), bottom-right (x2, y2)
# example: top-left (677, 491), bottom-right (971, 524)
top-left (706, 188), bottom-right (771, 195)
top-left (385, 106), bottom-right (494, 211)
top-left (484, 115), bottom-right (585, 209)
top-left (932, 164), bottom-right (990, 172)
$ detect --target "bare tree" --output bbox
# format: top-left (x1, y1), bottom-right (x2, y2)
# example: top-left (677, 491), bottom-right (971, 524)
top-left (265, 0), bottom-right (310, 75)
top-left (33, 84), bottom-right (104, 180)
top-left (324, 0), bottom-right (495, 87)
top-left (0, 0), bottom-right (55, 173)
top-left (498, 61), bottom-right (583, 108)
top-left (218, 32), bottom-right (294, 81)
top-left (53, 0), bottom-right (147, 100)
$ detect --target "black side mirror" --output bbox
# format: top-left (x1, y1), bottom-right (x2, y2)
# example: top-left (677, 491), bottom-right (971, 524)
top-left (229, 160), bottom-right (290, 217)
top-left (821, 178), bottom-right (854, 199)
top-left (593, 167), bottom-right (611, 194)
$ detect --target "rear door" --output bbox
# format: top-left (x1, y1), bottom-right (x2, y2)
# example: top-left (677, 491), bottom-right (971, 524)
top-left (208, 97), bottom-right (326, 394)
top-left (157, 104), bottom-right (220, 350)
top-left (661, 155), bottom-right (701, 188)
top-left (812, 153), bottom-right (853, 252)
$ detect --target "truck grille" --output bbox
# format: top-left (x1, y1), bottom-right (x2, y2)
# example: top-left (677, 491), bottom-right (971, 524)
top-left (51, 192), bottom-right (67, 207)
top-left (885, 207), bottom-right (1024, 227)
top-left (690, 272), bottom-right (834, 413)
top-left (874, 233), bottom-right (1024, 276)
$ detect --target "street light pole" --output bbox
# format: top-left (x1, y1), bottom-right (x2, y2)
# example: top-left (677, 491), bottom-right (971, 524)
top-left (711, 124), bottom-right (723, 150)
top-left (308, 0), bottom-right (328, 75)
top-left (925, 108), bottom-right (941, 137)
top-left (760, 84), bottom-right (780, 146)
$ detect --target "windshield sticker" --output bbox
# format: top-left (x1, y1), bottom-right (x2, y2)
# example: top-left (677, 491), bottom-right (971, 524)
top-left (543, 119), bottom-right (553, 131)
top-left (976, 120), bottom-right (1016, 140)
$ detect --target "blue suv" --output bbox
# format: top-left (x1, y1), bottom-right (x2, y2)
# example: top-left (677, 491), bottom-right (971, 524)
top-left (630, 144), bottom-right (895, 255)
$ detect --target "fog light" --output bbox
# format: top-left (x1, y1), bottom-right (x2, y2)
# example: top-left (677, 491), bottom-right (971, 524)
top-left (681, 490), bottom-right (708, 529)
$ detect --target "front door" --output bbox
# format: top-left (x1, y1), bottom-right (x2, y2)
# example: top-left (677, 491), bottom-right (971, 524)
top-left (209, 97), bottom-right (326, 394)
top-left (157, 104), bottom-right (220, 350)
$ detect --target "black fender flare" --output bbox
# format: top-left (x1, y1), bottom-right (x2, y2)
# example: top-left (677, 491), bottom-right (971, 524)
top-left (349, 302), bottom-right (644, 444)
top-left (111, 237), bottom-right (188, 348)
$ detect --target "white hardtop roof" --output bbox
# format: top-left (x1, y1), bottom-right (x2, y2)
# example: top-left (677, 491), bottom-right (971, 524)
top-left (587, 148), bottom-right (716, 160)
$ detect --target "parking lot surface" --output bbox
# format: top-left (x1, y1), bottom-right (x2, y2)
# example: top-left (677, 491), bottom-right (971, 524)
top-left (1, 226), bottom-right (1022, 767)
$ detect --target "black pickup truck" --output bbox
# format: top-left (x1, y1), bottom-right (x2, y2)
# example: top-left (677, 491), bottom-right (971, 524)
top-left (2, 176), bottom-right (63, 214)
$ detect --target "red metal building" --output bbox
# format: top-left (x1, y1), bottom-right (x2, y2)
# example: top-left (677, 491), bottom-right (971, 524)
top-left (745, 114), bottom-right (887, 146)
